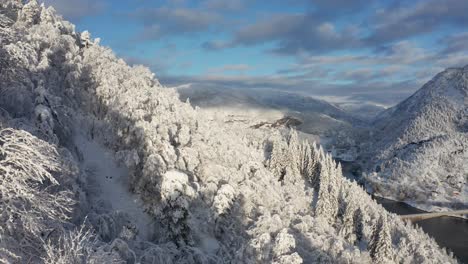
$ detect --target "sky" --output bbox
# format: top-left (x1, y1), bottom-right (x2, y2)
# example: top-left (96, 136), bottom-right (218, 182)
top-left (42, 0), bottom-right (468, 107)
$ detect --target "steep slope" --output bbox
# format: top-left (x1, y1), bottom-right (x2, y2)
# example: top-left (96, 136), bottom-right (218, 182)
top-left (0, 1), bottom-right (459, 263)
top-left (363, 66), bottom-right (468, 210)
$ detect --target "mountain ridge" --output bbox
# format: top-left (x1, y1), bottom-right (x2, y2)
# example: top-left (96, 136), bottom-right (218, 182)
top-left (363, 65), bottom-right (468, 211)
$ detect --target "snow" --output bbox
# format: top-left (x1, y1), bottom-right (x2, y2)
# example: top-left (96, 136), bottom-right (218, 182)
top-left (0, 1), bottom-right (462, 262)
top-left (177, 86), bottom-right (362, 136)
top-left (360, 66), bottom-right (468, 211)
top-left (74, 132), bottom-right (153, 241)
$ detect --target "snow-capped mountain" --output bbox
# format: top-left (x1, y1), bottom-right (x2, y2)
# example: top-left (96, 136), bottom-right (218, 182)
top-left (339, 103), bottom-right (386, 122)
top-left (363, 66), bottom-right (468, 211)
top-left (0, 1), bottom-right (459, 263)
top-left (178, 86), bottom-right (364, 135)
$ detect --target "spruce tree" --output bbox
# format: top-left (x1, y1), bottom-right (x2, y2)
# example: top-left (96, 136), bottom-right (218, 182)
top-left (287, 129), bottom-right (301, 176)
top-left (369, 215), bottom-right (394, 263)
top-left (269, 138), bottom-right (287, 179)
top-left (299, 141), bottom-right (311, 176)
top-left (327, 160), bottom-right (341, 222)
top-left (354, 207), bottom-right (364, 244)
top-left (339, 190), bottom-right (357, 244)
top-left (315, 155), bottom-right (332, 221)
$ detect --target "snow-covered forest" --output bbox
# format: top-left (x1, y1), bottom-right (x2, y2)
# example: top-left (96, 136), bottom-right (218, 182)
top-left (0, 1), bottom-right (461, 263)
top-left (181, 65), bottom-right (468, 213)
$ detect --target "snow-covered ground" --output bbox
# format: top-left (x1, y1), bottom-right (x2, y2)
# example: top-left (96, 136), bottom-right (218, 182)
top-left (75, 132), bottom-right (154, 240)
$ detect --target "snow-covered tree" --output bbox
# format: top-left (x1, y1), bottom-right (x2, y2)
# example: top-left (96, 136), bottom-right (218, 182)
top-left (0, 2), bottom-right (459, 263)
top-left (158, 170), bottom-right (196, 245)
top-left (369, 215), bottom-right (394, 263)
top-left (339, 189), bottom-right (357, 244)
top-left (269, 137), bottom-right (289, 180)
top-left (315, 155), bottom-right (341, 224)
top-left (43, 225), bottom-right (122, 264)
top-left (354, 207), bottom-right (365, 244)
top-left (315, 155), bottom-right (332, 219)
top-left (287, 129), bottom-right (301, 175)
top-left (299, 141), bottom-right (320, 187)
top-left (0, 128), bottom-right (75, 261)
top-left (18, 0), bottom-right (40, 25)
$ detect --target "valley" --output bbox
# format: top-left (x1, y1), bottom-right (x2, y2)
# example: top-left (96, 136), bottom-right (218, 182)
top-left (0, 1), bottom-right (466, 263)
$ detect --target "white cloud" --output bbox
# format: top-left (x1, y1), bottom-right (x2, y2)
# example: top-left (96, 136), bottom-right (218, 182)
top-left (42, 0), bottom-right (107, 20)
top-left (207, 64), bottom-right (253, 74)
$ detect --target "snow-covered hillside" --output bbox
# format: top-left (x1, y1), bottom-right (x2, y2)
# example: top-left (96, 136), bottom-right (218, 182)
top-left (0, 1), bottom-right (460, 263)
top-left (362, 66), bottom-right (468, 211)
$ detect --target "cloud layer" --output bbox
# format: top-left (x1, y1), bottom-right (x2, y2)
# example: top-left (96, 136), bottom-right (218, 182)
top-left (42, 0), bottom-right (107, 20)
top-left (58, 0), bottom-right (468, 107)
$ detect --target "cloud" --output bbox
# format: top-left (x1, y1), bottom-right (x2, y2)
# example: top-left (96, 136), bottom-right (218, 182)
top-left (232, 14), bottom-right (304, 46)
top-left (201, 0), bottom-right (245, 11)
top-left (159, 72), bottom-right (420, 107)
top-left (440, 32), bottom-right (468, 55)
top-left (366, 0), bottom-right (468, 45)
top-left (123, 56), bottom-right (170, 74)
top-left (118, 0), bottom-right (468, 108)
top-left (310, 0), bottom-right (373, 17)
top-left (206, 64), bottom-right (253, 74)
top-left (201, 40), bottom-right (232, 50)
top-left (129, 7), bottom-right (221, 40)
top-left (200, 0), bottom-right (372, 54)
top-left (373, 41), bottom-right (430, 64)
top-left (277, 43), bottom-right (404, 79)
top-left (204, 13), bottom-right (362, 54)
top-left (201, 0), bottom-right (468, 56)
top-left (312, 0), bottom-right (368, 9)
top-left (42, 0), bottom-right (107, 20)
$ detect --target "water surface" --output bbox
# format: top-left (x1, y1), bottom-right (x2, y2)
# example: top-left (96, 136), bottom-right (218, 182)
top-left (375, 197), bottom-right (468, 263)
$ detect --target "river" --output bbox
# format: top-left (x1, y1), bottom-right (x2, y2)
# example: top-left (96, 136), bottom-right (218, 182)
top-left (375, 197), bottom-right (468, 263)
top-left (340, 161), bottom-right (468, 263)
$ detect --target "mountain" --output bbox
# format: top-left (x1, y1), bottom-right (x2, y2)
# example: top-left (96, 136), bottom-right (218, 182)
top-left (339, 103), bottom-right (386, 122)
top-left (178, 86), bottom-right (364, 136)
top-left (0, 1), bottom-right (458, 263)
top-left (362, 66), bottom-right (468, 211)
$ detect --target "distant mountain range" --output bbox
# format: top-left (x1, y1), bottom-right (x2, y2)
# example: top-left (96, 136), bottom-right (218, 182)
top-left (178, 86), bottom-right (371, 135)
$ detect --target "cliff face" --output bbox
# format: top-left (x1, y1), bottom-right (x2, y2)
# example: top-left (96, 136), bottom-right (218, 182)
top-left (0, 1), bottom-right (458, 263)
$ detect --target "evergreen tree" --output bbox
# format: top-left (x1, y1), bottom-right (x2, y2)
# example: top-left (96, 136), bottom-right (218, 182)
top-left (339, 190), bottom-right (357, 244)
top-left (300, 141), bottom-right (320, 187)
top-left (327, 160), bottom-right (341, 221)
top-left (287, 129), bottom-right (300, 175)
top-left (369, 215), bottom-right (394, 263)
top-left (315, 155), bottom-right (332, 221)
top-left (309, 144), bottom-right (321, 187)
top-left (299, 141), bottom-right (311, 175)
top-left (354, 207), bottom-right (365, 244)
top-left (369, 218), bottom-right (380, 258)
top-left (269, 138), bottom-right (289, 181)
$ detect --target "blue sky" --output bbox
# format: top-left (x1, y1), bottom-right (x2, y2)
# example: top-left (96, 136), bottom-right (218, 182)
top-left (42, 0), bottom-right (468, 106)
